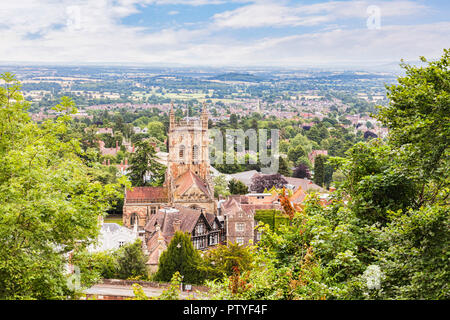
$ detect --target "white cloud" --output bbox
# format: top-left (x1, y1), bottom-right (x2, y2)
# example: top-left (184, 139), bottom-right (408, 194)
top-left (0, 0), bottom-right (447, 67)
top-left (212, 0), bottom-right (428, 29)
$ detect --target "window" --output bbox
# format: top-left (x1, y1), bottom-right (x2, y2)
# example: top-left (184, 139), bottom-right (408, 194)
top-left (151, 207), bottom-right (156, 215)
top-left (209, 233), bottom-right (218, 246)
top-left (130, 213), bottom-right (138, 226)
top-left (192, 145), bottom-right (199, 160)
top-left (256, 232), bottom-right (262, 241)
top-left (238, 212), bottom-right (243, 218)
top-left (196, 223), bottom-right (204, 235)
top-left (236, 237), bottom-right (244, 245)
top-left (235, 222), bottom-right (245, 232)
top-left (118, 241), bottom-right (125, 247)
top-left (179, 145), bottom-right (185, 159)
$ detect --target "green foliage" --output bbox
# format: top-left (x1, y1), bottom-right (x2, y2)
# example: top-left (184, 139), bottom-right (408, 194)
top-left (71, 250), bottom-right (118, 288)
top-left (201, 243), bottom-right (254, 281)
top-left (254, 209), bottom-right (289, 231)
top-left (287, 145), bottom-right (306, 164)
top-left (213, 174), bottom-right (230, 198)
top-left (0, 73), bottom-right (126, 299)
top-left (129, 283), bottom-right (150, 300)
top-left (377, 48), bottom-right (450, 208)
top-left (71, 239), bottom-right (148, 289)
top-left (116, 239), bottom-right (149, 280)
top-left (128, 140), bottom-right (166, 187)
top-left (228, 178), bottom-right (248, 195)
top-left (278, 156), bottom-right (292, 176)
top-left (157, 271), bottom-right (183, 300)
top-left (154, 231), bottom-right (204, 284)
top-left (376, 204), bottom-right (450, 299)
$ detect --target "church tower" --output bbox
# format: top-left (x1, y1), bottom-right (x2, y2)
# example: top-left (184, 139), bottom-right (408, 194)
top-left (166, 103), bottom-right (215, 213)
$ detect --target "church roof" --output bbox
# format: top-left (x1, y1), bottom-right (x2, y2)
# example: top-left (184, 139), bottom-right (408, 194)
top-left (125, 186), bottom-right (168, 203)
top-left (173, 170), bottom-right (211, 198)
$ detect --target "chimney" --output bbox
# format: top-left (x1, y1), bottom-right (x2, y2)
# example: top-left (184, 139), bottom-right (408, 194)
top-left (107, 159), bottom-right (110, 166)
top-left (132, 144), bottom-right (135, 153)
top-left (116, 140), bottom-right (119, 151)
top-left (173, 219), bottom-right (181, 232)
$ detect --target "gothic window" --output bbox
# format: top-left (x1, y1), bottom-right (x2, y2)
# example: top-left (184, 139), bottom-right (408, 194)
top-left (179, 145), bottom-right (185, 159)
top-left (130, 213), bottom-right (138, 226)
top-left (192, 145), bottom-right (199, 160)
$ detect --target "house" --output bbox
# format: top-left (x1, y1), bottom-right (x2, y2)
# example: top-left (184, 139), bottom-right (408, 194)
top-left (87, 222), bottom-right (138, 253)
top-left (144, 206), bottom-right (225, 272)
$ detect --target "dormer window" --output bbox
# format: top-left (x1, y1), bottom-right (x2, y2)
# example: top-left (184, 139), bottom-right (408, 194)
top-left (196, 223), bottom-right (204, 235)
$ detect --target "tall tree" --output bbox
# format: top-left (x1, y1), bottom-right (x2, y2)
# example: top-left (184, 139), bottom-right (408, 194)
top-left (313, 155), bottom-right (326, 187)
top-left (128, 140), bottom-right (166, 187)
top-left (378, 49), bottom-right (450, 208)
top-left (0, 73), bottom-right (125, 299)
top-left (154, 231), bottom-right (204, 284)
top-left (116, 239), bottom-right (148, 280)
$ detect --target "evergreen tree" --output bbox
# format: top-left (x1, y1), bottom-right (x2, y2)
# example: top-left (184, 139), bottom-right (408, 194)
top-left (128, 140), bottom-right (166, 187)
top-left (313, 155), bottom-right (326, 187)
top-left (116, 239), bottom-right (148, 280)
top-left (154, 231), bottom-right (204, 284)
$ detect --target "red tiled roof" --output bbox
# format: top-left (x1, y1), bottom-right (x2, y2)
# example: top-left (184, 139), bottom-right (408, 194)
top-left (174, 170), bottom-right (211, 197)
top-left (125, 186), bottom-right (168, 202)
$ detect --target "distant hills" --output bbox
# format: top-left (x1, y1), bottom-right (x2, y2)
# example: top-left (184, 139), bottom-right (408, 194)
top-left (208, 72), bottom-right (264, 82)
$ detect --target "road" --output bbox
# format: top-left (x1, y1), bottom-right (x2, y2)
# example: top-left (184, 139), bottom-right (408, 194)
top-left (84, 283), bottom-right (203, 299)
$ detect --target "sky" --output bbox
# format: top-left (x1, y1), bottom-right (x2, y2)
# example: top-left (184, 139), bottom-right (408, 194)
top-left (0, 0), bottom-right (449, 68)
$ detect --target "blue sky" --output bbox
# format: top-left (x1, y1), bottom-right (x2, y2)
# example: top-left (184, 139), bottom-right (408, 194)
top-left (0, 0), bottom-right (449, 67)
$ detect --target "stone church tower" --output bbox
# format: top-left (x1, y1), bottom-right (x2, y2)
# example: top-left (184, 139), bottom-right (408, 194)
top-left (166, 103), bottom-right (216, 213)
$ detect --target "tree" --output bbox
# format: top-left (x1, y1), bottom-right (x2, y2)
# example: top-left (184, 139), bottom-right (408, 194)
top-left (377, 49), bottom-right (450, 208)
top-left (147, 121), bottom-right (166, 142)
top-left (0, 73), bottom-right (125, 299)
top-left (213, 174), bottom-right (230, 198)
top-left (278, 156), bottom-right (292, 177)
top-left (293, 163), bottom-right (311, 179)
top-left (250, 173), bottom-right (288, 193)
top-left (116, 239), bottom-right (148, 280)
top-left (201, 243), bottom-right (254, 281)
top-left (128, 140), bottom-right (166, 187)
top-left (287, 145), bottom-right (306, 164)
top-left (154, 231), bottom-right (204, 284)
top-left (228, 178), bottom-right (248, 195)
top-left (313, 155), bottom-right (326, 187)
top-left (376, 204), bottom-right (449, 299)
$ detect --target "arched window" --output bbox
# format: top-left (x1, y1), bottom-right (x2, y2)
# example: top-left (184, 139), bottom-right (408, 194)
top-left (179, 145), bottom-right (185, 159)
top-left (192, 145), bottom-right (199, 160)
top-left (130, 213), bottom-right (138, 226)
